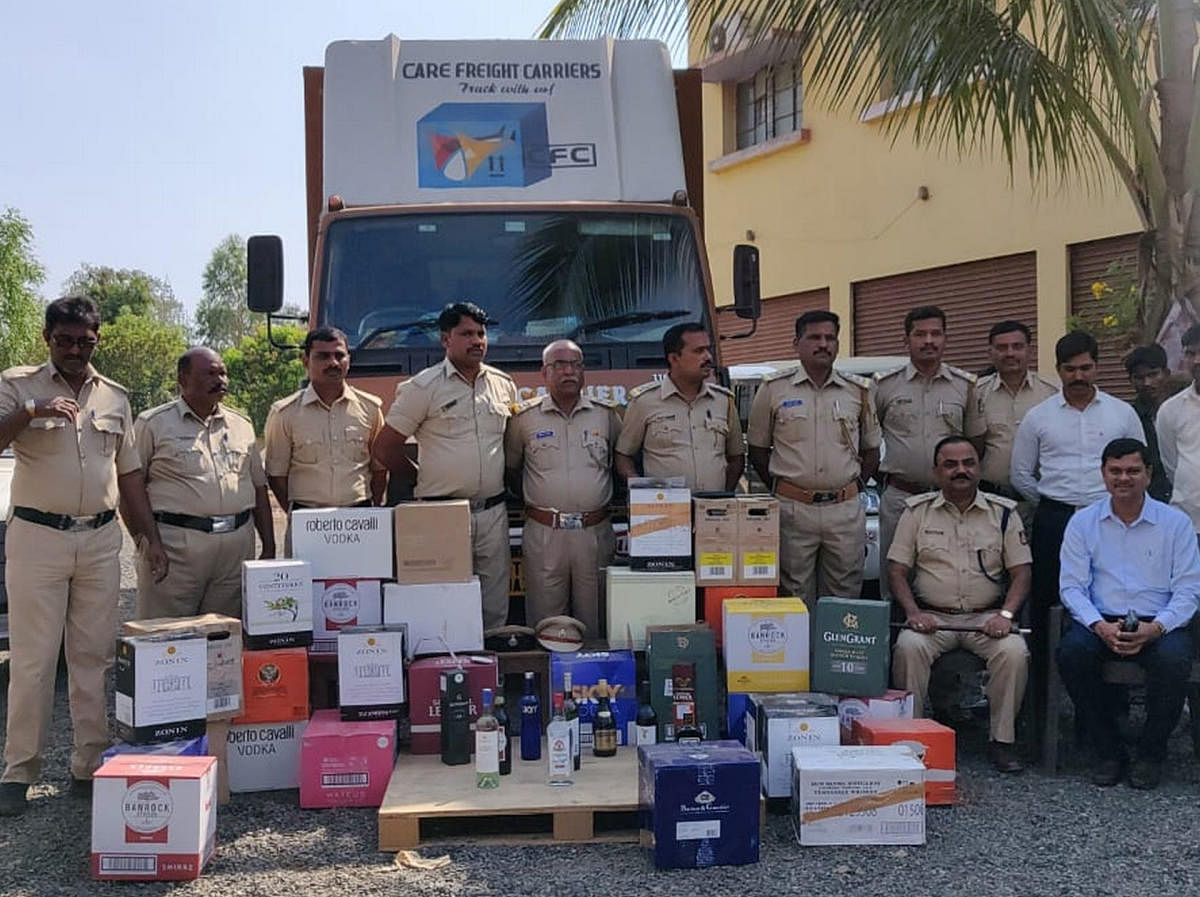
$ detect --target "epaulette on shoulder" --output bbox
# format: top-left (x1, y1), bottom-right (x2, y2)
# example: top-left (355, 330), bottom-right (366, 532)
top-left (840, 371), bottom-right (871, 389)
top-left (270, 389), bottom-right (304, 412)
top-left (349, 385), bottom-right (383, 407)
top-left (946, 365), bottom-right (978, 384)
top-left (138, 401), bottom-right (176, 422)
top-left (904, 492), bottom-right (939, 509)
top-left (709, 382), bottom-right (733, 397)
top-left (762, 367), bottom-right (796, 383)
top-left (627, 381), bottom-right (658, 401)
top-left (484, 363), bottom-right (515, 383)
top-left (222, 404), bottom-right (254, 426)
top-left (982, 491), bottom-right (1018, 510)
top-left (513, 396), bottom-right (541, 414)
top-left (874, 366), bottom-right (904, 383)
top-left (1, 364), bottom-right (41, 381)
top-left (591, 396), bottom-right (620, 409)
top-left (1034, 373), bottom-right (1058, 390)
top-left (411, 365), bottom-right (442, 388)
top-left (93, 372), bottom-right (129, 394)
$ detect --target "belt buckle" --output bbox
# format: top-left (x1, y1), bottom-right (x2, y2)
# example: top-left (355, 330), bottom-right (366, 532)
top-left (556, 512), bottom-right (583, 530)
top-left (468, 499), bottom-right (485, 513)
top-left (811, 491), bottom-right (837, 504)
top-left (211, 515), bottom-right (235, 533)
top-left (66, 515), bottom-right (93, 532)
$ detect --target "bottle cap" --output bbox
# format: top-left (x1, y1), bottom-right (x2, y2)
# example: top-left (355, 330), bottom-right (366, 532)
top-left (482, 688), bottom-right (493, 703)
top-left (553, 693), bottom-right (564, 710)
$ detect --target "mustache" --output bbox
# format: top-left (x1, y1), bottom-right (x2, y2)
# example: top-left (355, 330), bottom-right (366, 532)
top-left (209, 384), bottom-right (228, 393)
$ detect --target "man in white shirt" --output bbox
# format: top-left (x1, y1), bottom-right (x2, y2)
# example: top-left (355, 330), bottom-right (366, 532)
top-left (1156, 323), bottom-right (1200, 544)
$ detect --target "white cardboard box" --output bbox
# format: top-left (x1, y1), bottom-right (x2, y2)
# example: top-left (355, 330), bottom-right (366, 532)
top-left (290, 507), bottom-right (393, 579)
top-left (723, 598), bottom-right (810, 692)
top-left (337, 625), bottom-right (407, 719)
top-left (605, 568), bottom-right (696, 650)
top-left (383, 578), bottom-right (484, 660)
top-left (628, 478), bottom-right (692, 563)
top-left (745, 693), bottom-right (841, 798)
top-left (837, 690), bottom-right (915, 743)
top-left (114, 635), bottom-right (208, 744)
top-left (791, 745), bottom-right (926, 846)
top-left (226, 719), bottom-right (309, 793)
top-left (242, 559), bottom-right (313, 649)
top-left (312, 578), bottom-right (383, 641)
top-left (121, 615), bottom-right (243, 720)
top-left (91, 755), bottom-right (217, 881)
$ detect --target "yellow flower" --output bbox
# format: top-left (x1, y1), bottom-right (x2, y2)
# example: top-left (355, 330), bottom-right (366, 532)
top-left (1102, 314), bottom-right (1118, 327)
top-left (1091, 281), bottom-right (1107, 300)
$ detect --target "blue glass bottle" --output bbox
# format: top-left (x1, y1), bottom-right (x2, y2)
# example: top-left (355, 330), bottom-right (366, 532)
top-left (520, 671), bottom-right (542, 761)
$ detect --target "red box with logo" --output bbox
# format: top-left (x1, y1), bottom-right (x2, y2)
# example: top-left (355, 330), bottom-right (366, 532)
top-left (850, 717), bottom-right (957, 805)
top-left (234, 647), bottom-right (309, 724)
top-left (406, 653), bottom-right (498, 754)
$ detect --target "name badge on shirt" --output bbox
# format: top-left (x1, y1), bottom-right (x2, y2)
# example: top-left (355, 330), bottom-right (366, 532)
top-left (781, 399), bottom-right (804, 408)
top-left (534, 430), bottom-right (554, 439)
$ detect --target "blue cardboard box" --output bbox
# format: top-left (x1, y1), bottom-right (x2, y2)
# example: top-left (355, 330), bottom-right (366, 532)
top-left (638, 740), bottom-right (761, 869)
top-left (550, 650), bottom-right (636, 747)
top-left (417, 102), bottom-right (551, 188)
top-left (101, 733), bottom-right (209, 764)
top-left (727, 692), bottom-right (751, 744)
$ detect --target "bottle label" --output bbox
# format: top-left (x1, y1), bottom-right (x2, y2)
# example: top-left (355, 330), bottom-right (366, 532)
top-left (635, 724), bottom-right (657, 746)
top-left (570, 718), bottom-right (581, 757)
top-left (548, 733), bottom-right (571, 776)
top-left (475, 731), bottom-right (499, 774)
top-left (594, 727), bottom-right (618, 751)
top-left (497, 731), bottom-right (507, 764)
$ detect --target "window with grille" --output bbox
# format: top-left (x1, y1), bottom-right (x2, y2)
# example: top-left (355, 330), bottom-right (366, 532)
top-left (735, 61), bottom-right (802, 150)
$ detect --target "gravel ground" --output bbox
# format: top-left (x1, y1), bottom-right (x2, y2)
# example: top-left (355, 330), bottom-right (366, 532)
top-left (3, 526), bottom-right (1200, 896)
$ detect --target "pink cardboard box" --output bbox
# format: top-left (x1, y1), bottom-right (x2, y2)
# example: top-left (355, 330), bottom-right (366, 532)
top-left (299, 709), bottom-right (396, 808)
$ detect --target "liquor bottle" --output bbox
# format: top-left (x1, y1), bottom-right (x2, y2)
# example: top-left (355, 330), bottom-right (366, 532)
top-left (475, 688), bottom-right (500, 789)
top-left (562, 671), bottom-right (581, 771)
top-left (672, 663), bottom-right (703, 744)
top-left (634, 679), bottom-right (658, 746)
top-left (439, 670), bottom-right (471, 765)
top-left (520, 671), bottom-right (542, 761)
top-left (592, 678), bottom-right (618, 757)
top-left (493, 691), bottom-right (512, 776)
top-left (1121, 608), bottom-right (1140, 632)
top-left (547, 693), bottom-right (574, 786)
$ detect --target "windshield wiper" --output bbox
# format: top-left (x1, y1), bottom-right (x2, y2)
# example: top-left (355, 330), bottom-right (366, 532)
top-left (354, 320), bottom-right (439, 351)
top-left (570, 308), bottom-right (693, 337)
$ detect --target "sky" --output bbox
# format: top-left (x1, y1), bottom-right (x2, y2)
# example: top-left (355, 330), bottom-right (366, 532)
top-left (0, 1), bottom-right (563, 314)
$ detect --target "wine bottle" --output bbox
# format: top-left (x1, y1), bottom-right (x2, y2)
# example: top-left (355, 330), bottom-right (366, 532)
top-left (493, 691), bottom-right (511, 776)
top-left (475, 688), bottom-right (500, 789)
top-left (634, 679), bottom-right (658, 746)
top-left (562, 671), bottom-right (581, 771)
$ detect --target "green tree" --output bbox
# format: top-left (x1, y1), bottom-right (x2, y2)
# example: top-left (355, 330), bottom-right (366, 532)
top-left (223, 322), bottom-right (306, 433)
top-left (541, 0), bottom-right (1200, 342)
top-left (195, 234), bottom-right (257, 350)
top-left (0, 208), bottom-right (46, 371)
top-left (64, 264), bottom-right (187, 329)
top-left (93, 313), bottom-right (189, 416)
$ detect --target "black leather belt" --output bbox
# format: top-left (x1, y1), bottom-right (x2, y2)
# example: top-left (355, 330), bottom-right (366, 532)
top-left (423, 493), bottom-right (506, 512)
top-left (154, 509), bottom-right (252, 534)
top-left (13, 506), bottom-right (116, 532)
top-left (289, 499), bottom-right (373, 510)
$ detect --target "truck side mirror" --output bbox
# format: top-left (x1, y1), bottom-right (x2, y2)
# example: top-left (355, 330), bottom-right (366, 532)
top-left (247, 235), bottom-right (284, 314)
top-left (732, 244), bottom-right (760, 320)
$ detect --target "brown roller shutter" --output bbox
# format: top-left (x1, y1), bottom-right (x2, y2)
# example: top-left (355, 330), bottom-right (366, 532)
top-left (716, 288), bottom-right (830, 365)
top-left (1068, 233), bottom-right (1141, 399)
top-left (853, 253), bottom-right (1039, 375)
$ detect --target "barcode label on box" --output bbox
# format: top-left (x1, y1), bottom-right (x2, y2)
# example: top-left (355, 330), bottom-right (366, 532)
top-left (702, 566), bottom-right (730, 578)
top-left (881, 822), bottom-right (923, 834)
top-left (100, 855), bottom-right (157, 874)
top-left (699, 552), bottom-right (733, 580)
top-left (322, 772), bottom-right (369, 788)
top-left (209, 695), bottom-right (236, 711)
top-left (746, 566), bottom-right (771, 577)
top-left (742, 552), bottom-right (776, 579)
top-left (676, 820), bottom-right (721, 840)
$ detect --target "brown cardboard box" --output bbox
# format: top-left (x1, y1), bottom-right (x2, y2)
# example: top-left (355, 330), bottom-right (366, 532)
top-left (205, 720), bottom-right (230, 805)
top-left (393, 500), bottom-right (473, 583)
top-left (120, 614), bottom-right (243, 720)
top-left (736, 496), bottom-right (780, 586)
top-left (693, 497), bottom-right (739, 586)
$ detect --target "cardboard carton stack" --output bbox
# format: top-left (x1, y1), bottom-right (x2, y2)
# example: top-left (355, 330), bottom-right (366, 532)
top-left (407, 653), bottom-right (499, 754)
top-left (743, 692), bottom-right (841, 798)
top-left (645, 625), bottom-right (719, 742)
top-left (550, 650), bottom-right (637, 747)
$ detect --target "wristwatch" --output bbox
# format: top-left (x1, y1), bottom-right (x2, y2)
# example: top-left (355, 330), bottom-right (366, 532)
top-left (23, 398), bottom-right (35, 418)
top-left (998, 609), bottom-right (1015, 621)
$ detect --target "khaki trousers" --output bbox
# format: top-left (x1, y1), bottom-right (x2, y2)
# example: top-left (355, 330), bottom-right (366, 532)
top-left (522, 518), bottom-right (614, 638)
top-left (779, 496), bottom-right (866, 603)
top-left (136, 520), bottom-right (255, 620)
top-left (877, 484), bottom-right (916, 600)
top-left (892, 610), bottom-right (1029, 743)
top-left (3, 517), bottom-right (122, 784)
top-left (472, 502), bottom-right (511, 630)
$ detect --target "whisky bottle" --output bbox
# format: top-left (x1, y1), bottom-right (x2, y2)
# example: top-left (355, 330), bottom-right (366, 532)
top-left (592, 678), bottom-right (618, 757)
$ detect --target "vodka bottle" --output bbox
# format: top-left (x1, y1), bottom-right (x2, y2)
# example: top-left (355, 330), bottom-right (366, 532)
top-left (547, 693), bottom-right (574, 786)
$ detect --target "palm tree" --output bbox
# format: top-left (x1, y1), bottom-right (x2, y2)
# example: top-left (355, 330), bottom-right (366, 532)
top-left (540, 0), bottom-right (1200, 343)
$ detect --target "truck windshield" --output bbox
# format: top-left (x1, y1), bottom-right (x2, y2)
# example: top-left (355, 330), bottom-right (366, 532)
top-left (319, 211), bottom-right (707, 352)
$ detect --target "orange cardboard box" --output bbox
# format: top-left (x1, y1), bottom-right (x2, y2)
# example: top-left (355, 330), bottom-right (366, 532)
top-left (701, 586), bottom-right (778, 647)
top-left (234, 647), bottom-right (309, 724)
top-left (850, 717), bottom-right (956, 805)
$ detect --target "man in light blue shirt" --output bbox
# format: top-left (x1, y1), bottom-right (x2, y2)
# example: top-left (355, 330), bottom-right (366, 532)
top-left (1057, 438), bottom-right (1200, 790)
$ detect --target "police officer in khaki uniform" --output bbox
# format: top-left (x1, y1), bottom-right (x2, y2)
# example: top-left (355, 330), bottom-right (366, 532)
top-left (130, 347), bottom-right (276, 619)
top-left (890, 436), bottom-right (1031, 774)
top-left (373, 302), bottom-right (518, 630)
top-left (0, 296), bottom-right (167, 816)
top-left (616, 322), bottom-right (743, 492)
top-left (875, 306), bottom-right (975, 598)
top-left (506, 340), bottom-right (622, 636)
top-left (264, 327), bottom-right (386, 544)
top-left (747, 311), bottom-right (881, 603)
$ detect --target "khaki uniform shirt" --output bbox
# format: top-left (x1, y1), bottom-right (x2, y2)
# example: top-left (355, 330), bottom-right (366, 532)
top-left (875, 362), bottom-right (976, 486)
top-left (385, 358), bottom-right (517, 499)
top-left (263, 384), bottom-right (384, 506)
top-left (616, 377), bottom-right (743, 492)
top-left (0, 362), bottom-right (140, 516)
top-left (506, 394), bottom-right (623, 512)
top-left (964, 371), bottom-right (1057, 487)
top-left (135, 398), bottom-right (266, 516)
top-left (887, 490), bottom-right (1031, 612)
top-left (746, 366), bottom-right (881, 490)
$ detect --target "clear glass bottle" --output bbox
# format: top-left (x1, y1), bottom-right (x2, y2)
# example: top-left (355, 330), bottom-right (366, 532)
top-left (546, 693), bottom-right (574, 786)
top-left (592, 678), bottom-right (618, 757)
top-left (475, 688), bottom-right (500, 789)
top-left (562, 671), bottom-right (581, 771)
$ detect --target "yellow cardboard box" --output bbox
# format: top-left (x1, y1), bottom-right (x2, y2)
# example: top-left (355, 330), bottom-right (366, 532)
top-left (723, 597), bottom-right (809, 691)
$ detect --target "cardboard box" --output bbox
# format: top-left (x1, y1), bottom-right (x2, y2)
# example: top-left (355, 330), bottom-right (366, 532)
top-left (101, 734), bottom-right (209, 765)
top-left (337, 625), bottom-right (407, 720)
top-left (723, 598), bottom-right (810, 692)
top-left (235, 647), bottom-right (309, 725)
top-left (290, 507), bottom-right (393, 579)
top-left (550, 650), bottom-right (636, 747)
top-left (628, 478), bottom-right (692, 571)
top-left (114, 634), bottom-right (208, 744)
top-left (407, 653), bottom-right (499, 754)
top-left (638, 741), bottom-right (760, 869)
top-left (606, 568), bottom-right (696, 650)
top-left (122, 614), bottom-right (243, 720)
top-left (646, 625), bottom-right (720, 742)
top-left (837, 691), bottom-right (915, 743)
top-left (693, 497), bottom-right (739, 585)
top-left (727, 692), bottom-right (751, 744)
top-left (392, 500), bottom-right (473, 584)
top-left (226, 719), bottom-right (308, 792)
top-left (312, 578), bottom-right (383, 645)
top-left (790, 746), bottom-right (926, 846)
top-left (91, 755), bottom-right (217, 880)
top-left (850, 717), bottom-right (957, 805)
top-left (812, 597), bottom-right (891, 696)
top-left (744, 693), bottom-right (841, 798)
top-left (241, 560), bottom-right (314, 649)
top-left (300, 709), bottom-right (397, 808)
top-left (736, 496), bottom-right (780, 585)
top-left (701, 586), bottom-right (778, 648)
top-left (205, 721), bottom-right (230, 805)
top-left (382, 578), bottom-right (484, 659)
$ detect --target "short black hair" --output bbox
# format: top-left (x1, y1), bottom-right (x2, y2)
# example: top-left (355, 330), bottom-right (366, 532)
top-left (904, 306), bottom-right (946, 335)
top-left (1101, 437), bottom-right (1151, 468)
top-left (303, 327), bottom-right (349, 353)
top-left (795, 310), bottom-right (840, 339)
top-left (663, 322), bottom-right (709, 361)
top-left (1055, 330), bottom-right (1099, 365)
top-left (1124, 343), bottom-right (1168, 376)
top-left (1182, 323), bottom-right (1200, 349)
top-left (438, 301), bottom-right (489, 333)
top-left (932, 435), bottom-right (977, 466)
top-left (988, 320), bottom-right (1032, 344)
top-left (45, 295), bottom-right (100, 333)
top-left (178, 347), bottom-right (219, 378)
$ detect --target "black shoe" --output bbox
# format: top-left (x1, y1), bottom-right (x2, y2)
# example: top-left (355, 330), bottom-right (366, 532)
top-left (69, 777), bottom-right (93, 798)
top-left (1091, 757), bottom-right (1125, 787)
top-left (988, 741), bottom-right (1025, 774)
top-left (1128, 759), bottom-right (1163, 790)
top-left (0, 782), bottom-right (29, 816)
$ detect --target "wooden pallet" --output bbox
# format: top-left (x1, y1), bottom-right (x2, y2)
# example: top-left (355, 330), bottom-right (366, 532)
top-left (378, 745), bottom-right (641, 850)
